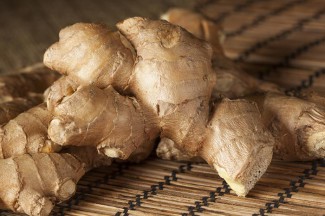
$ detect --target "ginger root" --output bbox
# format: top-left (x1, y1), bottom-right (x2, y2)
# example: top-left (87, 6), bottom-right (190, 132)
top-left (43, 23), bottom-right (134, 93)
top-left (162, 8), bottom-right (281, 99)
top-left (47, 84), bottom-right (151, 160)
top-left (0, 147), bottom-right (111, 216)
top-left (247, 93), bottom-right (325, 161)
top-left (0, 11), bottom-right (321, 216)
top-left (43, 18), bottom-right (274, 196)
top-left (0, 103), bottom-right (61, 159)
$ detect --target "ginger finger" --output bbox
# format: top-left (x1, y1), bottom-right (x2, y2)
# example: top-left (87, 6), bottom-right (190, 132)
top-left (48, 84), bottom-right (154, 160)
top-left (247, 93), bottom-right (325, 161)
top-left (43, 23), bottom-right (134, 93)
top-left (47, 77), bottom-right (156, 163)
top-left (0, 103), bottom-right (61, 159)
top-left (161, 8), bottom-right (225, 54)
top-left (162, 8), bottom-right (281, 99)
top-left (0, 147), bottom-right (111, 216)
top-left (199, 99), bottom-right (274, 196)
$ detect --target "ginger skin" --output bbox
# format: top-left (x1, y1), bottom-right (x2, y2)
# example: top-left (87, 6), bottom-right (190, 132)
top-left (43, 23), bottom-right (134, 93)
top-left (48, 84), bottom-right (150, 160)
top-left (162, 8), bottom-right (281, 99)
top-left (0, 103), bottom-right (61, 159)
top-left (43, 19), bottom-right (274, 196)
top-left (246, 93), bottom-right (325, 161)
top-left (0, 147), bottom-right (111, 216)
top-left (299, 90), bottom-right (325, 107)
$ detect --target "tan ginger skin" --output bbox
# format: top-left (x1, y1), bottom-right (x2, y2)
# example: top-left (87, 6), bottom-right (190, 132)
top-left (0, 103), bottom-right (61, 159)
top-left (0, 147), bottom-right (111, 216)
top-left (162, 8), bottom-right (281, 99)
top-left (43, 18), bottom-right (274, 196)
top-left (158, 93), bottom-right (325, 162)
top-left (250, 93), bottom-right (325, 161)
top-left (0, 68), bottom-right (110, 215)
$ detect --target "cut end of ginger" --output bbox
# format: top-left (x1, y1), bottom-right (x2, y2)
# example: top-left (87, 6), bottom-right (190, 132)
top-left (214, 144), bottom-right (273, 197)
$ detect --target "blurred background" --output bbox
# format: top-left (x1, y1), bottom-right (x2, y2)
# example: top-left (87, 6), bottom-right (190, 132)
top-left (0, 0), bottom-right (196, 73)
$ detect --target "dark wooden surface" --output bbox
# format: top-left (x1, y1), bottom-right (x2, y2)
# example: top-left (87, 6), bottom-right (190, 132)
top-left (0, 0), bottom-right (195, 73)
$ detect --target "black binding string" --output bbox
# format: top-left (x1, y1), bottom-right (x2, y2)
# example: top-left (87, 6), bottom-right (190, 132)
top-left (115, 162), bottom-right (193, 216)
top-left (235, 8), bottom-right (325, 62)
top-left (195, 0), bottom-right (325, 93)
top-left (181, 180), bottom-right (231, 216)
top-left (224, 0), bottom-right (306, 38)
top-left (195, 0), bottom-right (261, 25)
top-left (258, 36), bottom-right (325, 80)
top-left (254, 160), bottom-right (321, 216)
top-left (53, 163), bottom-right (130, 216)
top-left (285, 68), bottom-right (325, 96)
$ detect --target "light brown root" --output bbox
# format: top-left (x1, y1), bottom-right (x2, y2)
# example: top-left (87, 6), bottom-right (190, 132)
top-left (163, 8), bottom-right (282, 99)
top-left (56, 179), bottom-right (77, 200)
top-left (48, 85), bottom-right (152, 160)
top-left (0, 147), bottom-right (110, 215)
top-left (43, 23), bottom-right (134, 93)
top-left (0, 103), bottom-right (61, 159)
top-left (247, 93), bottom-right (325, 161)
top-left (200, 99), bottom-right (274, 196)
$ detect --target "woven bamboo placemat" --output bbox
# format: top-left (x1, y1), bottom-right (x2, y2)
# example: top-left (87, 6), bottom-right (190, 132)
top-left (1, 0), bottom-right (325, 215)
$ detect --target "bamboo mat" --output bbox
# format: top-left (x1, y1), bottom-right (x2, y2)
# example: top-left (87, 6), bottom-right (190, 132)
top-left (1, 0), bottom-right (325, 215)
